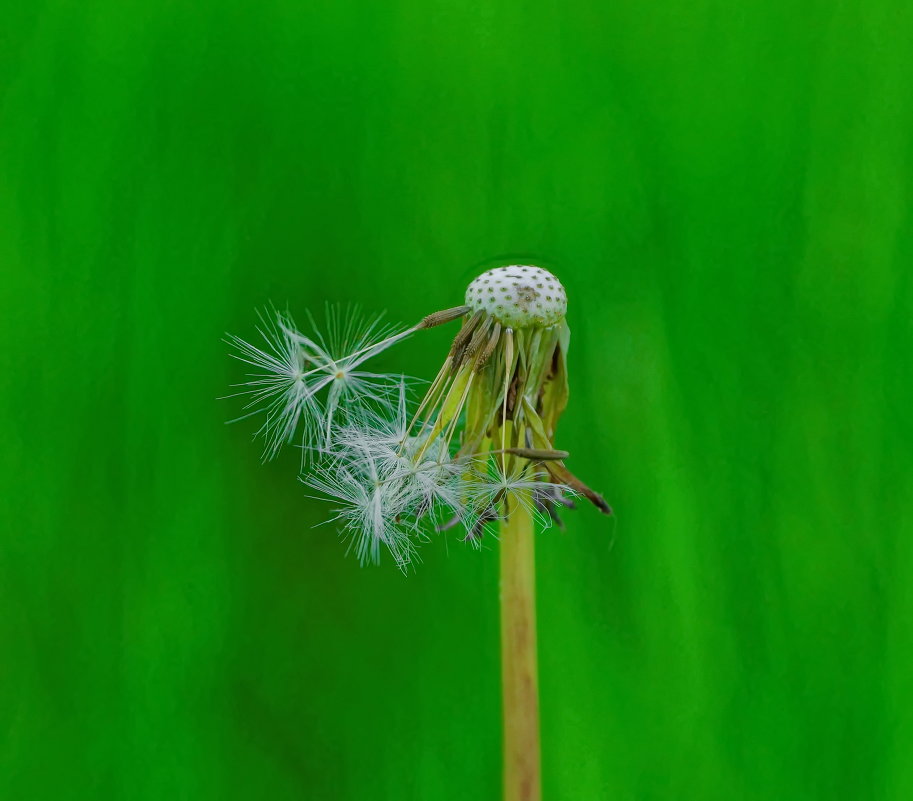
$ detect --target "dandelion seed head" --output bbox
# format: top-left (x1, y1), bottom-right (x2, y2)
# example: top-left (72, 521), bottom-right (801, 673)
top-left (227, 267), bottom-right (609, 571)
top-left (465, 265), bottom-right (567, 329)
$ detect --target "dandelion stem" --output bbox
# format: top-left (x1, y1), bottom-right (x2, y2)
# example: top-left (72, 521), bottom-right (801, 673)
top-left (500, 490), bottom-right (540, 801)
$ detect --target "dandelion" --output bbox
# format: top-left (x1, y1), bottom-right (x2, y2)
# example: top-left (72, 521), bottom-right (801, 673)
top-left (226, 264), bottom-right (611, 801)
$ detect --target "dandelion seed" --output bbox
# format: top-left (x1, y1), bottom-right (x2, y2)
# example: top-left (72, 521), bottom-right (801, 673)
top-left (304, 460), bottom-right (417, 568)
top-left (462, 459), bottom-right (576, 532)
top-left (224, 309), bottom-right (325, 461)
top-left (313, 381), bottom-right (464, 562)
top-left (225, 306), bottom-right (412, 461)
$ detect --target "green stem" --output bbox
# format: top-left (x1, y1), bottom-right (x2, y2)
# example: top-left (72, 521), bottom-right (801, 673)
top-left (500, 493), bottom-right (541, 801)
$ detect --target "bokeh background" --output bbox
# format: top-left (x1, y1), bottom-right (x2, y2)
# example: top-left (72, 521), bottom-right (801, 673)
top-left (2, 1), bottom-right (912, 798)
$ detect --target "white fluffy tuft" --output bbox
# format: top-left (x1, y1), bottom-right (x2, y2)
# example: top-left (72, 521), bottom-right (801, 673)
top-left (225, 306), bottom-right (411, 461)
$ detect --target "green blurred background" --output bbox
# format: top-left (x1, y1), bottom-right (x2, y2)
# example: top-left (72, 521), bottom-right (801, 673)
top-left (2, 0), bottom-right (912, 798)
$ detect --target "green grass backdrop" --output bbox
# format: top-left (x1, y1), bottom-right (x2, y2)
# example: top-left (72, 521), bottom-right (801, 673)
top-left (2, 0), bottom-right (912, 798)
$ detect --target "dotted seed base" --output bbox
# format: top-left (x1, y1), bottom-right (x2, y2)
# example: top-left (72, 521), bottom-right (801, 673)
top-left (465, 265), bottom-right (567, 329)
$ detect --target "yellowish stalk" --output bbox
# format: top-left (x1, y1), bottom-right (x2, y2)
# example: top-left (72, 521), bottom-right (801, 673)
top-left (501, 329), bottom-right (515, 471)
top-left (500, 491), bottom-right (540, 801)
top-left (442, 371), bottom-right (475, 449)
top-left (402, 357), bottom-right (453, 445)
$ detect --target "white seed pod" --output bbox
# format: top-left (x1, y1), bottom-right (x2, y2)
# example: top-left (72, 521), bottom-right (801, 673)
top-left (464, 265), bottom-right (567, 329)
